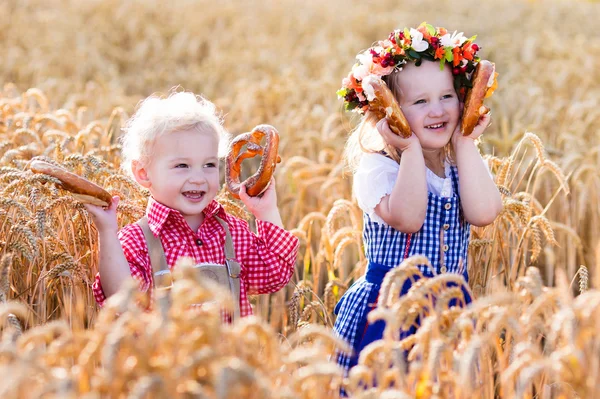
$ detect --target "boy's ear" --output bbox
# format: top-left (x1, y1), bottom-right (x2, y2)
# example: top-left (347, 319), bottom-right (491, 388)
top-left (131, 160), bottom-right (151, 188)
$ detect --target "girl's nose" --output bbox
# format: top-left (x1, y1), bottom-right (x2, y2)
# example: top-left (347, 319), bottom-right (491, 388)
top-left (429, 102), bottom-right (445, 117)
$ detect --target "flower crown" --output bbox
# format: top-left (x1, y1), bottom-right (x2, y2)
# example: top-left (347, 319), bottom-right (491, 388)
top-left (337, 22), bottom-right (482, 113)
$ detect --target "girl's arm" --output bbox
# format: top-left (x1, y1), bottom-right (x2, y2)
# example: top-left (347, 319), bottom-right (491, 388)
top-left (453, 114), bottom-right (503, 226)
top-left (374, 119), bottom-right (428, 233)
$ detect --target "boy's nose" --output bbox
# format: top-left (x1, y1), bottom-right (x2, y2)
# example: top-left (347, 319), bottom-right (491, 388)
top-left (188, 172), bottom-right (207, 184)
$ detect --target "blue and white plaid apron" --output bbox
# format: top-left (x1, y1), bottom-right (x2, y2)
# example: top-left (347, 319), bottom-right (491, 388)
top-left (333, 166), bottom-right (471, 373)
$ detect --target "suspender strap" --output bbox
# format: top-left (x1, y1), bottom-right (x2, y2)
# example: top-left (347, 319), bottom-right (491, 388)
top-left (135, 215), bottom-right (241, 320)
top-left (213, 215), bottom-right (241, 278)
top-left (213, 215), bottom-right (242, 321)
top-left (136, 216), bottom-right (171, 286)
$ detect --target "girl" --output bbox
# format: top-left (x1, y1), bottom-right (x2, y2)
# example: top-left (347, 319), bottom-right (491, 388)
top-left (333, 22), bottom-right (503, 373)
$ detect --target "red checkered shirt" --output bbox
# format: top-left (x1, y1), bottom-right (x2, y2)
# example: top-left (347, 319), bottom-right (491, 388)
top-left (92, 197), bottom-right (299, 316)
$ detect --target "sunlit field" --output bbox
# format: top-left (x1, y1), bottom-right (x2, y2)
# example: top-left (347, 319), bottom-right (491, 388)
top-left (1, 0), bottom-right (599, 397)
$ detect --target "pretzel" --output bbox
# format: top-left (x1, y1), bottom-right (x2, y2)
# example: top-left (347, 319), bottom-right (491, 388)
top-left (225, 124), bottom-right (281, 199)
top-left (461, 60), bottom-right (498, 136)
top-left (361, 75), bottom-right (412, 138)
top-left (30, 160), bottom-right (112, 207)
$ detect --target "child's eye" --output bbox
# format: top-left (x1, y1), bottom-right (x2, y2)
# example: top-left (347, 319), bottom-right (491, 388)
top-left (204, 163), bottom-right (217, 168)
top-left (414, 99), bottom-right (426, 105)
top-left (442, 94), bottom-right (454, 99)
top-left (175, 163), bottom-right (188, 168)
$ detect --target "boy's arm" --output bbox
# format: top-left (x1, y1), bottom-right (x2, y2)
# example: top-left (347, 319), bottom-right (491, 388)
top-left (94, 228), bottom-right (134, 299)
top-left (237, 180), bottom-right (299, 294)
top-left (86, 197), bottom-right (152, 306)
top-left (233, 217), bottom-right (299, 295)
top-left (92, 224), bottom-right (153, 306)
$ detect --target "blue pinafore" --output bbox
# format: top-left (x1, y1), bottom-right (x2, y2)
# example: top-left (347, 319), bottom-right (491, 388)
top-left (333, 166), bottom-right (472, 373)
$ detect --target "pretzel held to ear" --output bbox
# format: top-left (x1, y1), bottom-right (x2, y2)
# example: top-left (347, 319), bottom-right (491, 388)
top-left (461, 60), bottom-right (498, 136)
top-left (225, 125), bottom-right (281, 199)
top-left (30, 160), bottom-right (112, 207)
top-left (361, 75), bottom-right (412, 138)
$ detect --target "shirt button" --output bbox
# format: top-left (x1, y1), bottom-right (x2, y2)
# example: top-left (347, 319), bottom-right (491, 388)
top-left (195, 238), bottom-right (203, 246)
top-left (443, 224), bottom-right (450, 230)
top-left (440, 266), bottom-right (447, 273)
top-left (444, 203), bottom-right (452, 210)
top-left (443, 244), bottom-right (449, 252)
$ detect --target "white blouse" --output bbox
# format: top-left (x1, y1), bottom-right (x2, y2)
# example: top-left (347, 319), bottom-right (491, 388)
top-left (353, 152), bottom-right (455, 225)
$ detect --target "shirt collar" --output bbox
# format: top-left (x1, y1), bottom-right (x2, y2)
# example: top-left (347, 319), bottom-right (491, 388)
top-left (145, 197), bottom-right (226, 235)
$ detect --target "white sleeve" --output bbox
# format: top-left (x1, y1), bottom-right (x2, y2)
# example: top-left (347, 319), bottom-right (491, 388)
top-left (353, 153), bottom-right (399, 225)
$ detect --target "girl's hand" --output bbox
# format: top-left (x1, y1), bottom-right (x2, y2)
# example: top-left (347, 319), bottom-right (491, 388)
top-left (453, 110), bottom-right (492, 146)
top-left (376, 118), bottom-right (421, 152)
top-left (238, 178), bottom-right (283, 227)
top-left (84, 196), bottom-right (120, 234)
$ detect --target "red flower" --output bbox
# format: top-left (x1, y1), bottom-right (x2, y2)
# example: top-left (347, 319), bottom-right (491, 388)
top-left (462, 42), bottom-right (477, 61)
top-left (452, 47), bottom-right (463, 66)
top-left (435, 46), bottom-right (445, 60)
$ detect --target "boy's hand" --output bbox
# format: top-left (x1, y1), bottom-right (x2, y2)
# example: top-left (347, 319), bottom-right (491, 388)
top-left (238, 178), bottom-right (283, 228)
top-left (84, 195), bottom-right (120, 234)
top-left (376, 118), bottom-right (421, 153)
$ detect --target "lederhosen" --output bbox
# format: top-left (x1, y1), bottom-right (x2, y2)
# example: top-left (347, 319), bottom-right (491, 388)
top-left (136, 215), bottom-right (241, 321)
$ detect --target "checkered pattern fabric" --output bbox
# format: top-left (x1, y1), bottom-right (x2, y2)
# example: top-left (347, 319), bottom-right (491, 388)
top-left (92, 197), bottom-right (299, 317)
top-left (333, 166), bottom-right (471, 374)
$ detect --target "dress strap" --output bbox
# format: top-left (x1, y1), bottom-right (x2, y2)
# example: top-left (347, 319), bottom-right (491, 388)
top-left (449, 165), bottom-right (459, 194)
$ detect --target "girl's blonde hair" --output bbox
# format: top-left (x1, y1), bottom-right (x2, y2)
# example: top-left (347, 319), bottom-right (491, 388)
top-left (120, 90), bottom-right (231, 178)
top-left (343, 66), bottom-right (455, 173)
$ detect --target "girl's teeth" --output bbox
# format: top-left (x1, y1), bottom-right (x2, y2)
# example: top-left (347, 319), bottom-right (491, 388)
top-left (428, 123), bottom-right (443, 129)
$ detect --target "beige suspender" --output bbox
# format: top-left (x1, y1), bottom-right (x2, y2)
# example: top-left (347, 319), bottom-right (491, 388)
top-left (136, 215), bottom-right (241, 320)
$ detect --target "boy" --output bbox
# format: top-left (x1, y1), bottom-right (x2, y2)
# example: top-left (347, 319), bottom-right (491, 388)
top-left (85, 91), bottom-right (299, 317)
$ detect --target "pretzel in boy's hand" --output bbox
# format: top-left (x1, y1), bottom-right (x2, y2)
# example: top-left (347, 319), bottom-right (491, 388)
top-left (461, 60), bottom-right (498, 136)
top-left (225, 124), bottom-right (281, 199)
top-left (361, 75), bottom-right (412, 138)
top-left (30, 160), bottom-right (112, 207)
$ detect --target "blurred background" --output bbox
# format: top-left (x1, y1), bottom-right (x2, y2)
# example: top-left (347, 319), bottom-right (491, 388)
top-left (1, 0), bottom-right (600, 397)
top-left (0, 0), bottom-right (597, 330)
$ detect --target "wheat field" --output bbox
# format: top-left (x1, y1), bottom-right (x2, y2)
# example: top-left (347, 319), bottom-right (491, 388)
top-left (1, 0), bottom-right (599, 397)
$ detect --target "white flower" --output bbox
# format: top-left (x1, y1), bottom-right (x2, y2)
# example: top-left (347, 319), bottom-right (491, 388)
top-left (361, 75), bottom-right (377, 101)
top-left (352, 64), bottom-right (369, 81)
top-left (440, 31), bottom-right (467, 48)
top-left (409, 28), bottom-right (429, 52)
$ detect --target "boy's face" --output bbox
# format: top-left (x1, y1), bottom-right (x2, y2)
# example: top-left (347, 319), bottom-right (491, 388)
top-left (394, 61), bottom-right (460, 151)
top-left (135, 127), bottom-right (220, 226)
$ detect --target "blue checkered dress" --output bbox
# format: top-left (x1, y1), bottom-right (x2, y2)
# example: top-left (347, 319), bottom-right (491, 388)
top-left (333, 166), bottom-right (471, 374)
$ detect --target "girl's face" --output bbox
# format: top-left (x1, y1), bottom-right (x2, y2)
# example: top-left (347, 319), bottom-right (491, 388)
top-left (392, 60), bottom-right (460, 151)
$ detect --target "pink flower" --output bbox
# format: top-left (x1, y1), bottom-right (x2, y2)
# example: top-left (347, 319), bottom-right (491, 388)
top-left (343, 73), bottom-right (362, 92)
top-left (353, 49), bottom-right (394, 80)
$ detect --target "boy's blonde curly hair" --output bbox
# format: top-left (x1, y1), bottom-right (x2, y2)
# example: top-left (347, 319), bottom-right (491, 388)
top-left (120, 90), bottom-right (231, 178)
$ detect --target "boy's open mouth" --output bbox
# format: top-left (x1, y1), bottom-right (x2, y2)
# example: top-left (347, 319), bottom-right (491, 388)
top-left (183, 190), bottom-right (206, 201)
